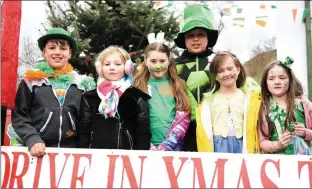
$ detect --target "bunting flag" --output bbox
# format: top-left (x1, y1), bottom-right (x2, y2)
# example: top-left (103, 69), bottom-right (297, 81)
top-left (260, 4), bottom-right (265, 9)
top-left (292, 9), bottom-right (298, 22)
top-left (255, 16), bottom-right (268, 27)
top-left (153, 0), bottom-right (173, 9)
top-left (1, 0), bottom-right (22, 109)
top-left (271, 5), bottom-right (277, 9)
top-left (233, 17), bottom-right (245, 21)
top-left (155, 1), bottom-right (161, 7)
top-left (256, 16), bottom-right (269, 19)
top-left (223, 7), bottom-right (231, 15)
top-left (233, 17), bottom-right (245, 28)
top-left (233, 23), bottom-right (244, 28)
top-left (237, 8), bottom-right (243, 13)
top-left (256, 20), bottom-right (266, 27)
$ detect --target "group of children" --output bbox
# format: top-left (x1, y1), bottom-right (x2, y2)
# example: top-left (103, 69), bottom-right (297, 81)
top-left (9, 4), bottom-right (312, 157)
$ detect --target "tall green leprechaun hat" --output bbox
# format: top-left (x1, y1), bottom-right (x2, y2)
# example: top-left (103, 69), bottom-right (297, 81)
top-left (174, 4), bottom-right (219, 49)
top-left (38, 27), bottom-right (78, 55)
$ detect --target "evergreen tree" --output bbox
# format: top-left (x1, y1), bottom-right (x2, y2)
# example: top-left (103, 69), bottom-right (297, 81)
top-left (43, 0), bottom-right (180, 76)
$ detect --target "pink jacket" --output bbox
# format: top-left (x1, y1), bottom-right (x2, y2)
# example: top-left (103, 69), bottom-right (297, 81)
top-left (258, 96), bottom-right (312, 152)
top-left (150, 110), bottom-right (190, 151)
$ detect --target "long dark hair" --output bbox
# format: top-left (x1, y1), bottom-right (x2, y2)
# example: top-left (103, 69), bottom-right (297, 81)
top-left (258, 62), bottom-right (303, 137)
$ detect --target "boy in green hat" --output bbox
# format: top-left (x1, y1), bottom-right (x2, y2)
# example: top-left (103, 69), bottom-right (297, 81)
top-left (174, 4), bottom-right (219, 151)
top-left (11, 27), bottom-right (96, 157)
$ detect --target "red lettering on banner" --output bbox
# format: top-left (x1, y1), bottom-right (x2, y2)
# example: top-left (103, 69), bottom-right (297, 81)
top-left (163, 156), bottom-right (188, 188)
top-left (8, 152), bottom-right (29, 188)
top-left (210, 158), bottom-right (228, 188)
top-left (70, 154), bottom-right (92, 188)
top-left (236, 159), bottom-right (251, 188)
top-left (48, 153), bottom-right (71, 188)
top-left (1, 151), bottom-right (11, 188)
top-left (107, 155), bottom-right (119, 188)
top-left (260, 159), bottom-right (280, 188)
top-left (298, 161), bottom-right (312, 188)
top-left (191, 157), bottom-right (206, 188)
top-left (120, 155), bottom-right (147, 188)
top-left (33, 157), bottom-right (43, 188)
top-left (106, 155), bottom-right (147, 188)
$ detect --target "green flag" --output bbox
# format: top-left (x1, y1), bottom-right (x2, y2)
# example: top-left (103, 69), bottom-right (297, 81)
top-left (233, 17), bottom-right (245, 21)
top-left (163, 0), bottom-right (173, 8)
top-left (237, 8), bottom-right (243, 13)
top-left (271, 5), bottom-right (277, 9)
top-left (256, 16), bottom-right (268, 19)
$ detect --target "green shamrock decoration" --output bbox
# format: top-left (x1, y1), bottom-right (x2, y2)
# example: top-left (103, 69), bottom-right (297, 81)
top-left (279, 56), bottom-right (294, 68)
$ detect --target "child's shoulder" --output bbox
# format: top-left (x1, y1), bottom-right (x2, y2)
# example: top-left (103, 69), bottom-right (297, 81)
top-left (123, 86), bottom-right (151, 101)
top-left (202, 90), bottom-right (216, 104)
top-left (20, 76), bottom-right (49, 93)
top-left (299, 95), bottom-right (312, 107)
top-left (241, 77), bottom-right (261, 94)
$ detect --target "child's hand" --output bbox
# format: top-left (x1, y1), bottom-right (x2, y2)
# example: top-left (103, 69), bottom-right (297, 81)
top-left (294, 123), bottom-right (306, 138)
top-left (276, 131), bottom-right (293, 149)
top-left (29, 142), bottom-right (46, 157)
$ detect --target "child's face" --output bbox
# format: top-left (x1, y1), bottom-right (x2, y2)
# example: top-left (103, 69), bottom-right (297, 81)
top-left (145, 50), bottom-right (169, 79)
top-left (43, 41), bottom-right (72, 70)
top-left (184, 28), bottom-right (208, 54)
top-left (266, 65), bottom-right (289, 98)
top-left (216, 57), bottom-right (240, 88)
top-left (102, 52), bottom-right (125, 81)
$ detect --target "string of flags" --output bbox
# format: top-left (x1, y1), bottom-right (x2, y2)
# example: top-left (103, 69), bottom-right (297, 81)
top-left (152, 1), bottom-right (311, 28)
top-left (229, 7), bottom-right (310, 28)
top-left (224, 4), bottom-right (310, 28)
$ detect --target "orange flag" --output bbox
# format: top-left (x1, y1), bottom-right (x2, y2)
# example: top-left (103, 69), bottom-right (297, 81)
top-left (155, 1), bottom-right (161, 7)
top-left (224, 8), bottom-right (231, 13)
top-left (292, 9), bottom-right (297, 22)
top-left (256, 20), bottom-right (266, 27)
top-left (260, 4), bottom-right (265, 9)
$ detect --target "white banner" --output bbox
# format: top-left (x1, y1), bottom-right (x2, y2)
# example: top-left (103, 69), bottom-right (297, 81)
top-left (1, 146), bottom-right (312, 188)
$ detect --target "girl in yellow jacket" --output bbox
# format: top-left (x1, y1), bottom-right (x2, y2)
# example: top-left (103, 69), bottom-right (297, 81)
top-left (196, 51), bottom-right (261, 153)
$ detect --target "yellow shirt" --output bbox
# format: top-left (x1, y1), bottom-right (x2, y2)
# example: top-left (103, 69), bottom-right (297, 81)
top-left (211, 89), bottom-right (245, 138)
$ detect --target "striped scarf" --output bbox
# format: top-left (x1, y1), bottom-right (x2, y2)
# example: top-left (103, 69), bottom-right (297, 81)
top-left (97, 76), bottom-right (132, 118)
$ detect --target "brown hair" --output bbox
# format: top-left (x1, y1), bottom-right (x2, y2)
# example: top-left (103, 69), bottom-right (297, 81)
top-left (43, 39), bottom-right (71, 50)
top-left (133, 42), bottom-right (190, 111)
top-left (258, 61), bottom-right (304, 137)
top-left (209, 52), bottom-right (246, 93)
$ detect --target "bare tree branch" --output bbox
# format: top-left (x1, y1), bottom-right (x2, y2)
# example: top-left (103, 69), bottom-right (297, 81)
top-left (19, 37), bottom-right (41, 66)
top-left (251, 37), bottom-right (276, 57)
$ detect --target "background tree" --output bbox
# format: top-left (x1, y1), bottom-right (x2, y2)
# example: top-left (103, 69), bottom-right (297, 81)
top-left (18, 37), bottom-right (41, 84)
top-left (19, 37), bottom-right (41, 66)
top-left (43, 0), bottom-right (180, 77)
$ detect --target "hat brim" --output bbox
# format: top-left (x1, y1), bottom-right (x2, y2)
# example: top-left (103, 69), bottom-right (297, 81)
top-left (174, 24), bottom-right (219, 49)
top-left (38, 34), bottom-right (78, 55)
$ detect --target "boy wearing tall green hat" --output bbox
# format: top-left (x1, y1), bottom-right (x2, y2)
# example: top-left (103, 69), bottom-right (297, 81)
top-left (174, 4), bottom-right (219, 151)
top-left (11, 27), bottom-right (96, 157)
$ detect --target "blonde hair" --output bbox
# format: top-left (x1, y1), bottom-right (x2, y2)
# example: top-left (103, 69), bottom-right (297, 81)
top-left (133, 42), bottom-right (190, 111)
top-left (95, 46), bottom-right (129, 80)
